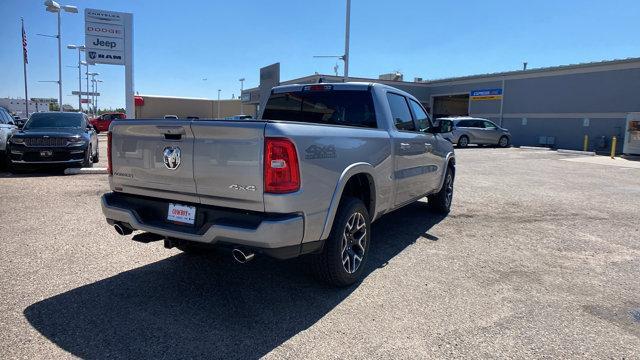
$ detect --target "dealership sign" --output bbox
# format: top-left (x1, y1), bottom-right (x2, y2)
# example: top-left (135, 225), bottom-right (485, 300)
top-left (84, 8), bottom-right (128, 65)
top-left (470, 88), bottom-right (503, 101)
top-left (84, 8), bottom-right (135, 119)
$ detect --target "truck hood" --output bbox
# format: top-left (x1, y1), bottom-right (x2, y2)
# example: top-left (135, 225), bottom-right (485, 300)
top-left (15, 128), bottom-right (86, 138)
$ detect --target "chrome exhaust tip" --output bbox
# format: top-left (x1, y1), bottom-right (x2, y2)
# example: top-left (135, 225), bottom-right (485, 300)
top-left (232, 248), bottom-right (255, 264)
top-left (114, 223), bottom-right (133, 236)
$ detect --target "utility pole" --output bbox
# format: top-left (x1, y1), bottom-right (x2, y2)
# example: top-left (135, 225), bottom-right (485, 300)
top-left (344, 0), bottom-right (351, 82)
top-left (239, 78), bottom-right (245, 115)
top-left (217, 89), bottom-right (221, 118)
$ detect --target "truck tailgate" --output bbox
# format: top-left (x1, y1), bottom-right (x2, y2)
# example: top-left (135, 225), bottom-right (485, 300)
top-left (191, 121), bottom-right (266, 212)
top-left (110, 120), bottom-right (199, 203)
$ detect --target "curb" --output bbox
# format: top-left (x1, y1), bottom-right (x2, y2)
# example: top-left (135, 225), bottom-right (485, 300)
top-left (64, 167), bottom-right (108, 175)
top-left (519, 146), bottom-right (550, 150)
top-left (557, 149), bottom-right (596, 156)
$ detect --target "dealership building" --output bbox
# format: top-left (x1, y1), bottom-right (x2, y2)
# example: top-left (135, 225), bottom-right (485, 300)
top-left (242, 58), bottom-right (640, 152)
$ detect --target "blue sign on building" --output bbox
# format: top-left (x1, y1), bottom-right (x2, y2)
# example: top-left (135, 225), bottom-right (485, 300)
top-left (470, 88), bottom-right (503, 101)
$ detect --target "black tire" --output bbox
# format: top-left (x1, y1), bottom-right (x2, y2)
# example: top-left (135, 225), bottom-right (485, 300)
top-left (0, 151), bottom-right (7, 170)
top-left (428, 165), bottom-right (454, 214)
top-left (82, 146), bottom-right (94, 168)
top-left (498, 136), bottom-right (510, 148)
top-left (311, 197), bottom-right (370, 287)
top-left (93, 150), bottom-right (99, 163)
top-left (457, 135), bottom-right (469, 148)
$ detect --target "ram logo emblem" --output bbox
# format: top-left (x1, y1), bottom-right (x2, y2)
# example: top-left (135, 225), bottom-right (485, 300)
top-left (163, 146), bottom-right (181, 170)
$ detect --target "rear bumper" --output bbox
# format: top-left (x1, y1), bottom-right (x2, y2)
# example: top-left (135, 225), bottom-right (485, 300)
top-left (101, 192), bottom-right (308, 258)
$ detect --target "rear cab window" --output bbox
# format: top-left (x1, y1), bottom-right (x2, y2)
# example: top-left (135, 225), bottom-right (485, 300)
top-left (262, 87), bottom-right (377, 128)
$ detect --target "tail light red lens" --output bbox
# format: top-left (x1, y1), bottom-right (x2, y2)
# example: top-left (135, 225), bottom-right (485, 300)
top-left (107, 131), bottom-right (113, 175)
top-left (264, 137), bottom-right (300, 194)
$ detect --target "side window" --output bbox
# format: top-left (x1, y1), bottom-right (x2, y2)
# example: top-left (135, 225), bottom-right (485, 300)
top-left (409, 99), bottom-right (431, 131)
top-left (470, 120), bottom-right (484, 128)
top-left (387, 93), bottom-right (415, 131)
top-left (456, 120), bottom-right (468, 127)
top-left (483, 120), bottom-right (497, 129)
top-left (0, 109), bottom-right (10, 124)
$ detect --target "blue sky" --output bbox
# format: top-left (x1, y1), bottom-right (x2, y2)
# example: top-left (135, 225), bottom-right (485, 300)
top-left (1, 0), bottom-right (638, 109)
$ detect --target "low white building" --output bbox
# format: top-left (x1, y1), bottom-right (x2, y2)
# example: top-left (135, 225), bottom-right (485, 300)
top-left (0, 97), bottom-right (56, 117)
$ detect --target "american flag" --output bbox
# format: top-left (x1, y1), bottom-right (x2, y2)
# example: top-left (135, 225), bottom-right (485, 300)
top-left (22, 19), bottom-right (28, 64)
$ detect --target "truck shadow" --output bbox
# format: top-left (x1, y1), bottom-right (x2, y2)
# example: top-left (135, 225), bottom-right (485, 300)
top-left (24, 201), bottom-right (446, 359)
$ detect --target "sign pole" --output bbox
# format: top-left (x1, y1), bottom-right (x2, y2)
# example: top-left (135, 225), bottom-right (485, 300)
top-left (124, 13), bottom-right (134, 119)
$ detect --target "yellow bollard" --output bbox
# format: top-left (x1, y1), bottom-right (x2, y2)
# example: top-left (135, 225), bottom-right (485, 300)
top-left (583, 134), bottom-right (589, 151)
top-left (610, 136), bottom-right (617, 159)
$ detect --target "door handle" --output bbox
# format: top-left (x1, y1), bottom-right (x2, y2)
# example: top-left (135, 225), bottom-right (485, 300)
top-left (424, 142), bottom-right (433, 151)
top-left (400, 142), bottom-right (411, 150)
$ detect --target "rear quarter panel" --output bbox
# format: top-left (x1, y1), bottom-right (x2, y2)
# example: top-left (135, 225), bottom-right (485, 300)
top-left (264, 121), bottom-right (392, 243)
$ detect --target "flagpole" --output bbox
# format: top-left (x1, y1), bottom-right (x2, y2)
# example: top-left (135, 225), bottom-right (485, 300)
top-left (21, 17), bottom-right (29, 118)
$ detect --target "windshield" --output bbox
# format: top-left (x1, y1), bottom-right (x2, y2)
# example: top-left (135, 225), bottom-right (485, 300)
top-left (25, 113), bottom-right (84, 130)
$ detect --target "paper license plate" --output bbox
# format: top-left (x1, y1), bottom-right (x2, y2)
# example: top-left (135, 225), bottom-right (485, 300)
top-left (167, 203), bottom-right (196, 225)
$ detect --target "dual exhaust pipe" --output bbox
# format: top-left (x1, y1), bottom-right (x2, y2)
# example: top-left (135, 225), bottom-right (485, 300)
top-left (231, 248), bottom-right (255, 264)
top-left (113, 222), bottom-right (255, 264)
top-left (113, 222), bottom-right (133, 236)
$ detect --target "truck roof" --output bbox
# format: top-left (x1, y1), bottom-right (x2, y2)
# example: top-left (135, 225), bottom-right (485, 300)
top-left (271, 82), bottom-right (416, 98)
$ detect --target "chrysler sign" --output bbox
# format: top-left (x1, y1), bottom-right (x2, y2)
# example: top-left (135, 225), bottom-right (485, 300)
top-left (84, 8), bottom-right (128, 65)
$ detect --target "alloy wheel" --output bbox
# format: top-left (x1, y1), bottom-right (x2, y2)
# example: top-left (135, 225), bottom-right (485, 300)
top-left (341, 212), bottom-right (367, 274)
top-left (445, 173), bottom-right (453, 207)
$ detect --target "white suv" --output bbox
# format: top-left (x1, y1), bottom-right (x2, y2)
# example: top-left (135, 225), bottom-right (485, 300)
top-left (0, 107), bottom-right (18, 165)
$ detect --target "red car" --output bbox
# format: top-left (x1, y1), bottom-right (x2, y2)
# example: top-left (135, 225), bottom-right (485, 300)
top-left (90, 113), bottom-right (126, 133)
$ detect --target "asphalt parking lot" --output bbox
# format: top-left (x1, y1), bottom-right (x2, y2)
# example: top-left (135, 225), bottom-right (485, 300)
top-left (1, 144), bottom-right (639, 359)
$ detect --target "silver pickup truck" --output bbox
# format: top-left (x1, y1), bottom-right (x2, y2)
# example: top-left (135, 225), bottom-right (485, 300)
top-left (101, 82), bottom-right (455, 286)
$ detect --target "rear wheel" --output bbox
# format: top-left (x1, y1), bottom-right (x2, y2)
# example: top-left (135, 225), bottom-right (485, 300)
top-left (498, 136), bottom-right (509, 148)
top-left (428, 166), bottom-right (454, 214)
top-left (457, 135), bottom-right (469, 148)
top-left (311, 197), bottom-right (370, 287)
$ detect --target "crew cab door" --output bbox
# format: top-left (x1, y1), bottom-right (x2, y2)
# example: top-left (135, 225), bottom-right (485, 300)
top-left (387, 92), bottom-right (438, 206)
top-left (109, 120), bottom-right (199, 203)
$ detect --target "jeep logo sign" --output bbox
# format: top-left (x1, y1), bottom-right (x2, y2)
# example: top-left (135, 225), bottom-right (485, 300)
top-left (86, 35), bottom-right (124, 51)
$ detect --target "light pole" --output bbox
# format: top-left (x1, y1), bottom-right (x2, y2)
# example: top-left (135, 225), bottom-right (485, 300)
top-left (239, 78), bottom-right (245, 115)
top-left (44, 0), bottom-right (77, 112)
top-left (217, 89), bottom-right (221, 118)
top-left (87, 72), bottom-right (99, 115)
top-left (93, 79), bottom-right (103, 115)
top-left (67, 44), bottom-right (85, 111)
top-left (81, 61), bottom-right (89, 112)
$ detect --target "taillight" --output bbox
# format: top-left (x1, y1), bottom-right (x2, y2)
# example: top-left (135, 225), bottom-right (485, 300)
top-left (107, 131), bottom-right (113, 175)
top-left (264, 137), bottom-right (300, 194)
